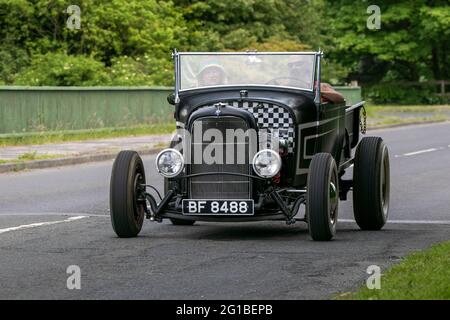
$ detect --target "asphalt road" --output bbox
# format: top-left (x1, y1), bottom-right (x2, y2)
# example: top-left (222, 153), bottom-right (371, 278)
top-left (0, 122), bottom-right (449, 299)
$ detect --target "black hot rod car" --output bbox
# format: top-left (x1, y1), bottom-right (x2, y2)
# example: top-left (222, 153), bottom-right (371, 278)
top-left (109, 51), bottom-right (390, 241)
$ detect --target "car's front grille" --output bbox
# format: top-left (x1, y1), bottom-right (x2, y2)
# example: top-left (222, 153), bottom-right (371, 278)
top-left (204, 101), bottom-right (295, 153)
top-left (189, 116), bottom-right (251, 199)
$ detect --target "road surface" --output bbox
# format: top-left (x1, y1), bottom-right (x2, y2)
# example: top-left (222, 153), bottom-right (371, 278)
top-left (0, 122), bottom-right (449, 299)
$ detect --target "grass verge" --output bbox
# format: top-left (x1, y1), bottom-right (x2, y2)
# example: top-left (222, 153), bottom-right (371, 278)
top-left (0, 151), bottom-right (65, 164)
top-left (1, 106), bottom-right (449, 147)
top-left (366, 105), bottom-right (450, 127)
top-left (0, 123), bottom-right (175, 147)
top-left (338, 240), bottom-right (450, 300)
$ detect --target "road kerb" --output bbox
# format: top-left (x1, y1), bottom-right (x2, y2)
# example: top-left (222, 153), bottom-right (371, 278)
top-left (0, 147), bottom-right (163, 173)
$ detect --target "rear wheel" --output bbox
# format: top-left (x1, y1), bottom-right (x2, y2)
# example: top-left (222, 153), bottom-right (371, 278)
top-left (306, 153), bottom-right (339, 241)
top-left (110, 151), bottom-right (146, 237)
top-left (353, 137), bottom-right (390, 230)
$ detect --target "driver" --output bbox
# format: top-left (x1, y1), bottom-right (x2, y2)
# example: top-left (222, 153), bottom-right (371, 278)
top-left (196, 62), bottom-right (226, 87)
top-left (287, 55), bottom-right (309, 79)
top-left (286, 55), bottom-right (344, 104)
top-left (273, 55), bottom-right (311, 87)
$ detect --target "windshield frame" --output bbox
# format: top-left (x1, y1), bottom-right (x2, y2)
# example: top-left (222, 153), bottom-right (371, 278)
top-left (173, 51), bottom-right (321, 102)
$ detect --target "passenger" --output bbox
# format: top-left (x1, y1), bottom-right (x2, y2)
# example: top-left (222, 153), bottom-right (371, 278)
top-left (287, 55), bottom-right (344, 104)
top-left (286, 55), bottom-right (312, 87)
top-left (320, 82), bottom-right (345, 104)
top-left (196, 63), bottom-right (226, 87)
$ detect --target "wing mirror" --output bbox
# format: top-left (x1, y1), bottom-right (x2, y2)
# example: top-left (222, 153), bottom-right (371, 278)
top-left (167, 92), bottom-right (176, 105)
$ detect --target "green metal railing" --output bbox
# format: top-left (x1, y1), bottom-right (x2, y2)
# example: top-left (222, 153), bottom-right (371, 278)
top-left (334, 86), bottom-right (362, 106)
top-left (0, 86), bottom-right (361, 134)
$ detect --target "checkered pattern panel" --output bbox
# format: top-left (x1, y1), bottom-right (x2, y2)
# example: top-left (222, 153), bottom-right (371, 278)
top-left (206, 101), bottom-right (295, 153)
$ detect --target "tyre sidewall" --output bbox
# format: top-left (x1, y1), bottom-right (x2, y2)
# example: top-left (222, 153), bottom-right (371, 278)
top-left (110, 151), bottom-right (146, 237)
top-left (353, 137), bottom-right (390, 230)
top-left (307, 153), bottom-right (339, 241)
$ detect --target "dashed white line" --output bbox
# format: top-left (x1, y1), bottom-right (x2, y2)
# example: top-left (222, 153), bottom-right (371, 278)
top-left (0, 215), bottom-right (88, 235)
top-left (403, 148), bottom-right (438, 156)
top-left (395, 146), bottom-right (448, 158)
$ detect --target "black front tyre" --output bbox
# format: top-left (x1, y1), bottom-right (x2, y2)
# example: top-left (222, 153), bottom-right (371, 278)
top-left (353, 137), bottom-right (390, 230)
top-left (306, 153), bottom-right (339, 241)
top-left (110, 151), bottom-right (146, 237)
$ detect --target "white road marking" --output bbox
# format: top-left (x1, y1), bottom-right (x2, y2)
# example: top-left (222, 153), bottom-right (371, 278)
top-left (0, 215), bottom-right (88, 235)
top-left (395, 146), bottom-right (447, 158)
top-left (339, 219), bottom-right (450, 225)
top-left (0, 212), bottom-right (107, 217)
top-left (403, 148), bottom-right (438, 156)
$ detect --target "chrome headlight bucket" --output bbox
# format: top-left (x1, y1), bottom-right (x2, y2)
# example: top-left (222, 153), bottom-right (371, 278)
top-left (252, 149), bottom-right (282, 178)
top-left (156, 148), bottom-right (184, 178)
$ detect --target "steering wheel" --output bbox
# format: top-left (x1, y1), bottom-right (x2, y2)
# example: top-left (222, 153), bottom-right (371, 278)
top-left (265, 76), bottom-right (309, 88)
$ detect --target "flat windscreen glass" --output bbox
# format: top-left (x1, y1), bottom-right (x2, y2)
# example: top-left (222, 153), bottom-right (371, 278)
top-left (178, 53), bottom-right (316, 91)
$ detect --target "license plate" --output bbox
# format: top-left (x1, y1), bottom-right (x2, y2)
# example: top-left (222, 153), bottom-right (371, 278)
top-left (182, 200), bottom-right (254, 215)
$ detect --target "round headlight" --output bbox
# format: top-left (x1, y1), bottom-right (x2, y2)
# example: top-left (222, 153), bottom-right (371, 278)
top-left (156, 148), bottom-right (184, 178)
top-left (252, 149), bottom-right (281, 178)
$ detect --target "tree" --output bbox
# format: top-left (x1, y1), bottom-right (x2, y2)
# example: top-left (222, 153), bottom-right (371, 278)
top-left (324, 0), bottom-right (450, 84)
top-left (174, 0), bottom-right (325, 50)
top-left (0, 0), bottom-right (188, 85)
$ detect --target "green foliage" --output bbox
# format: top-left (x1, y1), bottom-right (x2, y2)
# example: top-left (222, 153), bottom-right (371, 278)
top-left (244, 36), bottom-right (310, 52)
top-left (1, 0), bottom-right (448, 106)
top-left (364, 83), bottom-right (442, 105)
top-left (175, 0), bottom-right (325, 49)
top-left (0, 124), bottom-right (175, 147)
top-left (324, 0), bottom-right (450, 84)
top-left (0, 44), bottom-right (30, 84)
top-left (14, 52), bottom-right (110, 86)
top-left (0, 0), bottom-right (326, 86)
top-left (0, 0), bottom-right (187, 85)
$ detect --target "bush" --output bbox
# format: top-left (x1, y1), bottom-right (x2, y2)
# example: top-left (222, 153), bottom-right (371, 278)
top-left (14, 52), bottom-right (110, 86)
top-left (364, 83), bottom-right (443, 105)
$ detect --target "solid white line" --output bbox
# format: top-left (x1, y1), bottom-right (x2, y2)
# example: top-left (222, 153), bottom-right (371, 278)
top-left (0, 215), bottom-right (89, 235)
top-left (0, 213), bottom-right (108, 217)
top-left (403, 148), bottom-right (438, 156)
top-left (339, 219), bottom-right (450, 225)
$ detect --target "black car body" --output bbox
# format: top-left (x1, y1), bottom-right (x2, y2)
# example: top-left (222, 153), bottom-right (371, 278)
top-left (110, 51), bottom-right (390, 240)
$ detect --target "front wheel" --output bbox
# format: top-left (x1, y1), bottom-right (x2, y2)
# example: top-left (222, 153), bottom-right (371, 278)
top-left (353, 137), bottom-right (390, 230)
top-left (110, 151), bottom-right (146, 237)
top-left (306, 153), bottom-right (339, 241)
